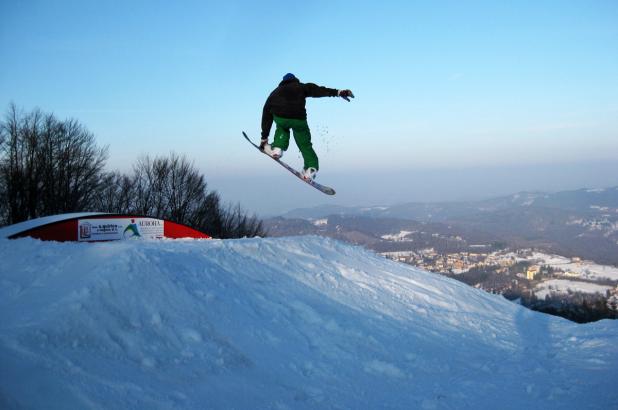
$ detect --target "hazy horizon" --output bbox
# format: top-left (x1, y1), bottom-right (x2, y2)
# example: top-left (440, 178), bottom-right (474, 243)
top-left (205, 158), bottom-right (618, 216)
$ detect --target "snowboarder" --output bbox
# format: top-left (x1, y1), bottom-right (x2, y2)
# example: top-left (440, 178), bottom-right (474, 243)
top-left (260, 73), bottom-right (354, 181)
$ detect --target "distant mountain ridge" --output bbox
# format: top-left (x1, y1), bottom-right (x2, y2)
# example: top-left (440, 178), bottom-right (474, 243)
top-left (268, 186), bottom-right (618, 265)
top-left (282, 186), bottom-right (618, 221)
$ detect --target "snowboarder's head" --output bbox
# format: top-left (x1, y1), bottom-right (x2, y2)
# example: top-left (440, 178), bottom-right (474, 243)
top-left (282, 73), bottom-right (296, 81)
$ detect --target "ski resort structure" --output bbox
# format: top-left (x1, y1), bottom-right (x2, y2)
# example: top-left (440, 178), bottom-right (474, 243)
top-left (0, 213), bottom-right (210, 241)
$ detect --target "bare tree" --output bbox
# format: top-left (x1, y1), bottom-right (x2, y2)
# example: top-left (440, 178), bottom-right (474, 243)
top-left (0, 105), bottom-right (39, 222)
top-left (128, 153), bottom-right (265, 238)
top-left (1, 105), bottom-right (265, 238)
top-left (38, 117), bottom-right (108, 215)
top-left (94, 171), bottom-right (134, 214)
top-left (130, 153), bottom-right (205, 220)
top-left (219, 203), bottom-right (264, 239)
top-left (0, 104), bottom-right (108, 225)
top-left (0, 119), bottom-right (6, 223)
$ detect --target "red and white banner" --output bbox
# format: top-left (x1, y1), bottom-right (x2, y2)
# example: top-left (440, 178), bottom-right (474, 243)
top-left (78, 218), bottom-right (164, 242)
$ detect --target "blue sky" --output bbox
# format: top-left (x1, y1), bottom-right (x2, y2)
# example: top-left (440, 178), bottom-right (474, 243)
top-left (1, 1), bottom-right (617, 214)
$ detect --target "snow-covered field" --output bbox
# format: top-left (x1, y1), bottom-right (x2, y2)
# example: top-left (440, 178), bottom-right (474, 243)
top-left (312, 218), bottom-right (328, 226)
top-left (381, 230), bottom-right (415, 241)
top-left (527, 252), bottom-right (618, 281)
top-left (1, 236), bottom-right (617, 409)
top-left (535, 279), bottom-right (614, 299)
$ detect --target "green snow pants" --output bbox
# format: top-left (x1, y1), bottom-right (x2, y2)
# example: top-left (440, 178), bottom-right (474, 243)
top-left (271, 115), bottom-right (319, 170)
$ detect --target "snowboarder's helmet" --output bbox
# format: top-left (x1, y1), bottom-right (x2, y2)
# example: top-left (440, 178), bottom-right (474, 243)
top-left (282, 73), bottom-right (296, 81)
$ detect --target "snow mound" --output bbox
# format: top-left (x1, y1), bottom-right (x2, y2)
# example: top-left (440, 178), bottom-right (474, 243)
top-left (0, 236), bottom-right (617, 409)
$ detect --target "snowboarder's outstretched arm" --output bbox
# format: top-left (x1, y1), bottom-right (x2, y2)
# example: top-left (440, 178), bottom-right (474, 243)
top-left (302, 83), bottom-right (355, 101)
top-left (302, 83), bottom-right (338, 98)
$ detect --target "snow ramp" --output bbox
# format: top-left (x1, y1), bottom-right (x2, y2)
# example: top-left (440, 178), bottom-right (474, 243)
top-left (0, 236), bottom-right (616, 409)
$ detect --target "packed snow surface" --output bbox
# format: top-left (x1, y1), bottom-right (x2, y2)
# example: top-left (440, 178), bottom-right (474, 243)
top-left (1, 236), bottom-right (617, 409)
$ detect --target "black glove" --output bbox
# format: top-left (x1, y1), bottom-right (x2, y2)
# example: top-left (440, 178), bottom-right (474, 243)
top-left (259, 137), bottom-right (268, 150)
top-left (338, 89), bottom-right (355, 102)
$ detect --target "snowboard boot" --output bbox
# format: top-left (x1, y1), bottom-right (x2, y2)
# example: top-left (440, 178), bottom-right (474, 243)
top-left (262, 144), bottom-right (283, 159)
top-left (302, 167), bottom-right (318, 181)
top-left (271, 147), bottom-right (282, 159)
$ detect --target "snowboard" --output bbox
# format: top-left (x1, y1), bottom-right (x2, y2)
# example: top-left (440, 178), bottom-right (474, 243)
top-left (242, 132), bottom-right (336, 196)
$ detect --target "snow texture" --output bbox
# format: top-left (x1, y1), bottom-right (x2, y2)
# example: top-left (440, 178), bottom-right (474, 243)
top-left (1, 236), bottom-right (617, 409)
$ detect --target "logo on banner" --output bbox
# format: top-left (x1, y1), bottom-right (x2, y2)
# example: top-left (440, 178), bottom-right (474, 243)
top-left (79, 222), bottom-right (92, 239)
top-left (123, 219), bottom-right (141, 239)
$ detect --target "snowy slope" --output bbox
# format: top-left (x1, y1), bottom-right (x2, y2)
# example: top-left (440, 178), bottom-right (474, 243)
top-left (0, 236), bottom-right (617, 409)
